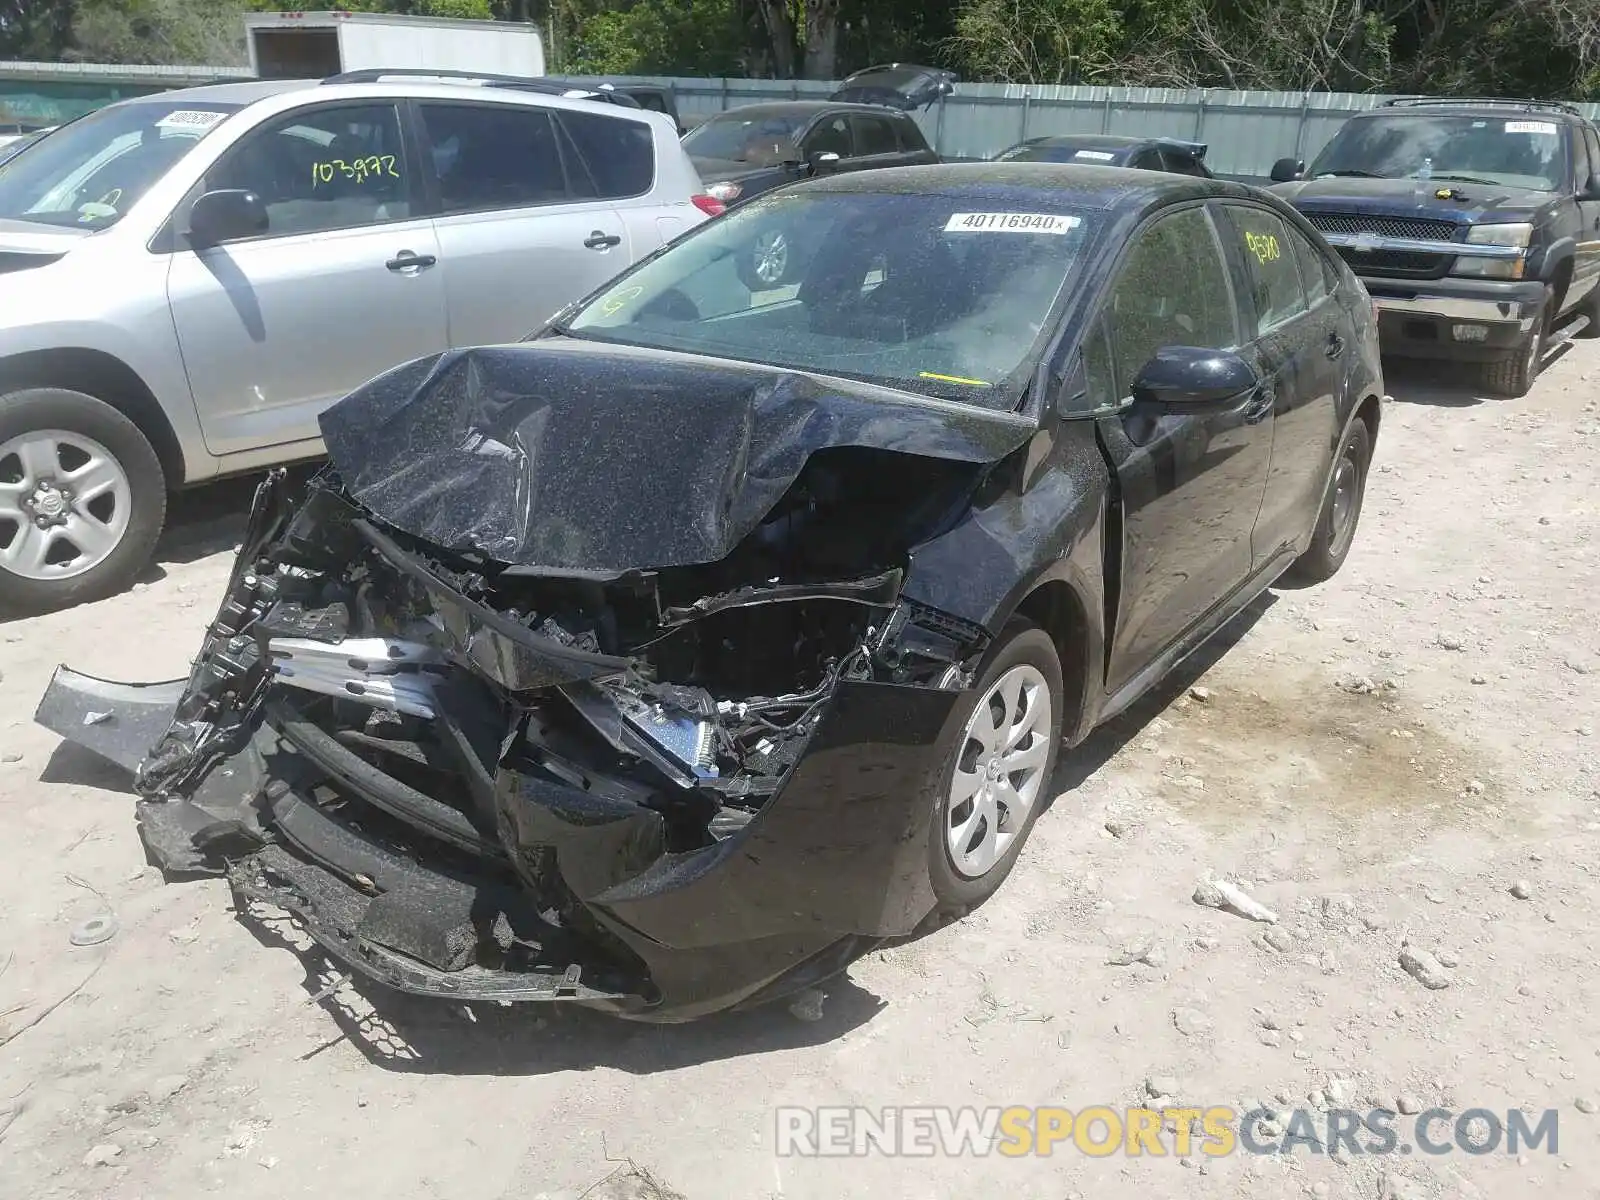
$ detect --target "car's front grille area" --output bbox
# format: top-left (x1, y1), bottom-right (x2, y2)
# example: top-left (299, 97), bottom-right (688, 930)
top-left (1332, 246), bottom-right (1455, 278)
top-left (1305, 212), bottom-right (1459, 241)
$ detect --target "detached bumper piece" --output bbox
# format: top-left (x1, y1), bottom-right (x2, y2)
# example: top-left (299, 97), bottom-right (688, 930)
top-left (37, 466), bottom-right (988, 1021)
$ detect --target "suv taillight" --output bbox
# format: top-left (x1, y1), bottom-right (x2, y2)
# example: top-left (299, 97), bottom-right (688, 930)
top-left (691, 194), bottom-right (726, 217)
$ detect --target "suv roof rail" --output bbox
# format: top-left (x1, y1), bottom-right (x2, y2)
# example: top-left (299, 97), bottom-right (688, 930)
top-left (1380, 95), bottom-right (1582, 117)
top-left (319, 68), bottom-right (642, 107)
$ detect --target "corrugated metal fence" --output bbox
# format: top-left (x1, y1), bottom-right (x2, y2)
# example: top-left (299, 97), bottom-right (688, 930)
top-left (606, 76), bottom-right (1600, 178)
top-left (5, 60), bottom-right (1599, 176)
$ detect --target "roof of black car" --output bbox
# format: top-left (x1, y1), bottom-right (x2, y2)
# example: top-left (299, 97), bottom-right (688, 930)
top-left (701, 100), bottom-right (910, 120)
top-left (1020, 134), bottom-right (1147, 150)
top-left (800, 161), bottom-right (1243, 208)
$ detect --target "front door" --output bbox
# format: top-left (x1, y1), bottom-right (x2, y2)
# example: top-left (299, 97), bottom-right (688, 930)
top-left (416, 100), bottom-right (631, 345)
top-left (1088, 204), bottom-right (1276, 695)
top-left (167, 101), bottom-right (448, 457)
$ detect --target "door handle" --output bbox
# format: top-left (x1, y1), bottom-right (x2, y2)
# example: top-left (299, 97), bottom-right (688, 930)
top-left (386, 250), bottom-right (436, 272)
top-left (1243, 386), bottom-right (1274, 425)
top-left (584, 231), bottom-right (622, 250)
top-left (1326, 333), bottom-right (1346, 360)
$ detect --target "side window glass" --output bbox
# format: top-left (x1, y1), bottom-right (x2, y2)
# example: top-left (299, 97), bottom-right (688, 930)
top-left (421, 103), bottom-right (569, 215)
top-left (851, 116), bottom-right (898, 157)
top-left (1584, 125), bottom-right (1600, 185)
top-left (804, 116), bottom-right (852, 158)
top-left (207, 103), bottom-right (407, 238)
top-left (1160, 148), bottom-right (1203, 177)
top-left (895, 117), bottom-right (929, 153)
top-left (1081, 319), bottom-right (1115, 406)
top-left (1129, 149), bottom-right (1163, 171)
top-left (557, 110), bottom-right (654, 199)
top-left (1222, 206), bottom-right (1308, 335)
top-left (1288, 225), bottom-right (1331, 305)
top-left (1106, 206), bottom-right (1236, 396)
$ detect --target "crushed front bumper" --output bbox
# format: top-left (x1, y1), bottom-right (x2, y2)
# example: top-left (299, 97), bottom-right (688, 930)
top-left (35, 470), bottom-right (976, 1021)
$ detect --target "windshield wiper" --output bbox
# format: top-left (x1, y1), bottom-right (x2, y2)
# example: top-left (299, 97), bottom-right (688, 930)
top-left (1318, 169), bottom-right (1389, 178)
top-left (1428, 173), bottom-right (1499, 186)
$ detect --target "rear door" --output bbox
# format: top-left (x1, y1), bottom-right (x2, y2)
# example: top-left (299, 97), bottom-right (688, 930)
top-left (1575, 123), bottom-right (1600, 311)
top-left (555, 106), bottom-right (676, 254)
top-left (847, 112), bottom-right (911, 172)
top-left (1088, 204), bottom-right (1275, 693)
top-left (417, 99), bottom-right (629, 344)
top-left (166, 100), bottom-right (448, 456)
top-left (1215, 201), bottom-right (1341, 565)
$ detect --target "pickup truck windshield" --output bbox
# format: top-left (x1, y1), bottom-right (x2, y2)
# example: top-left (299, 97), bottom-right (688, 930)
top-left (1310, 113), bottom-right (1569, 191)
top-left (0, 100), bottom-right (239, 229)
top-left (681, 114), bottom-right (806, 165)
top-left (563, 191), bottom-right (1092, 408)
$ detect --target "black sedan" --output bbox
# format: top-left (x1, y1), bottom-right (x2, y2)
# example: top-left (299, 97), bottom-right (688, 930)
top-left (39, 165), bottom-right (1383, 1022)
top-left (996, 134), bottom-right (1213, 177)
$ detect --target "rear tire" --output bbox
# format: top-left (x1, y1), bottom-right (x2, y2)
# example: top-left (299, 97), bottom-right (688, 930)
top-left (0, 387), bottom-right (166, 617)
top-left (736, 228), bottom-right (794, 291)
top-left (1287, 418), bottom-right (1371, 585)
top-left (1481, 298), bottom-right (1547, 397)
top-left (924, 620), bottom-right (1064, 920)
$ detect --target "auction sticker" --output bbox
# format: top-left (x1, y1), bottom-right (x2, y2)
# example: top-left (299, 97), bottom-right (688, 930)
top-left (1073, 149), bottom-right (1117, 161)
top-left (1505, 120), bottom-right (1558, 136)
top-left (944, 212), bottom-right (1081, 234)
top-left (156, 110), bottom-right (229, 133)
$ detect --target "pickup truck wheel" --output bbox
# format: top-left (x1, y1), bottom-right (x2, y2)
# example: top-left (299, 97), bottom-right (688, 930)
top-left (925, 620), bottom-right (1063, 919)
top-left (1287, 418), bottom-right (1371, 586)
top-left (0, 388), bottom-right (166, 616)
top-left (1481, 300), bottom-right (1547, 398)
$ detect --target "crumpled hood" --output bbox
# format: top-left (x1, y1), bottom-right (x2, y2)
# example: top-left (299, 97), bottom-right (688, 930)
top-left (1271, 176), bottom-right (1549, 223)
top-left (318, 339), bottom-right (1034, 571)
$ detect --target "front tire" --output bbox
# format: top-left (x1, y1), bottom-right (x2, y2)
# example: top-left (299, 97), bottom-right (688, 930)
top-left (0, 387), bottom-right (166, 616)
top-left (1482, 298), bottom-right (1547, 397)
top-left (1287, 418), bottom-right (1371, 585)
top-left (925, 620), bottom-right (1064, 918)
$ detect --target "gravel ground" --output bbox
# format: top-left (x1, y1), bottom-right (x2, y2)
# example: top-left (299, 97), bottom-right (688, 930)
top-left (0, 343), bottom-right (1596, 1200)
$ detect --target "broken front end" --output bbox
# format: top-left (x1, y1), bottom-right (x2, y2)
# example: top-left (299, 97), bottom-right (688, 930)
top-left (39, 467), bottom-right (993, 1020)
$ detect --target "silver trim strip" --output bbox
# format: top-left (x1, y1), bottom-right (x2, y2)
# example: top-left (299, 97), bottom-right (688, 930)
top-left (1370, 294), bottom-right (1532, 321)
top-left (1321, 232), bottom-right (1522, 259)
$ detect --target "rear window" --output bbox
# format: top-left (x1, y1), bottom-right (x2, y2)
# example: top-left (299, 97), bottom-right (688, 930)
top-left (558, 109), bottom-right (655, 199)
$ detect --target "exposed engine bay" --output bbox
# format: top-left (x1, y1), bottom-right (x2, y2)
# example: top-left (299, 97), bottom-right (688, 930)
top-left (34, 341), bottom-right (1049, 1020)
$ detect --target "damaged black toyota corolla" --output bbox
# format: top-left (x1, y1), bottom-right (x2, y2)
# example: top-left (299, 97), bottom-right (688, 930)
top-left (38, 165), bottom-right (1383, 1021)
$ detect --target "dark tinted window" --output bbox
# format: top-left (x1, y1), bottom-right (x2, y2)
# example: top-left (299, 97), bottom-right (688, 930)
top-left (1222, 206), bottom-right (1308, 334)
top-left (558, 109), bottom-right (654, 199)
top-left (1585, 124), bottom-right (1600, 184)
top-left (1106, 207), bottom-right (1236, 395)
top-left (851, 115), bottom-right (898, 156)
top-left (1160, 148), bottom-right (1207, 177)
top-left (1287, 222), bottom-right (1333, 305)
top-left (1080, 319), bottom-right (1116, 408)
top-left (1309, 113), bottom-right (1568, 191)
top-left (895, 116), bottom-right (930, 153)
top-left (1128, 148), bottom-right (1164, 171)
top-left (803, 115), bottom-right (852, 157)
top-left (210, 103), bottom-right (408, 237)
top-left (421, 103), bottom-right (569, 214)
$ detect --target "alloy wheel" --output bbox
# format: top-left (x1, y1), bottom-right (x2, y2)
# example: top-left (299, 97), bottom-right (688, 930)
top-left (946, 663), bottom-right (1053, 879)
top-left (0, 429), bottom-right (133, 581)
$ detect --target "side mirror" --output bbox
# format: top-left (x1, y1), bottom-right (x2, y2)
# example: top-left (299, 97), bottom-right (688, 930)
top-left (1582, 172), bottom-right (1600, 201)
top-left (1269, 157), bottom-right (1305, 184)
top-left (1131, 346), bottom-right (1258, 408)
top-left (187, 189), bottom-right (268, 246)
top-left (808, 150), bottom-right (842, 176)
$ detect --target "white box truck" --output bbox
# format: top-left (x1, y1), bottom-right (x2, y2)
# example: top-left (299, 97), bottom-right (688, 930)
top-left (245, 11), bottom-right (546, 80)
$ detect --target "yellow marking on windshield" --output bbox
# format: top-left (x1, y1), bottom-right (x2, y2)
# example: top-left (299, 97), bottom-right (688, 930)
top-left (919, 371), bottom-right (991, 387)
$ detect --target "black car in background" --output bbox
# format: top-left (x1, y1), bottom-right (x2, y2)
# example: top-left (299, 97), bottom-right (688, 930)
top-left (1269, 97), bottom-right (1600, 396)
top-left (995, 134), bottom-right (1213, 178)
top-left (684, 100), bottom-right (940, 286)
top-left (42, 164), bottom-right (1382, 1023)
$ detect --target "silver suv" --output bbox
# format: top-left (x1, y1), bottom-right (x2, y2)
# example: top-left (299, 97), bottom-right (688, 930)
top-left (0, 78), bottom-right (717, 614)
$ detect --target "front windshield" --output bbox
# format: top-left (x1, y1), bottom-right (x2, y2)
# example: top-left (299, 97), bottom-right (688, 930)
top-left (1310, 113), bottom-right (1569, 191)
top-left (0, 100), bottom-right (239, 229)
top-left (681, 113), bottom-right (806, 165)
top-left (562, 191), bottom-right (1093, 407)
